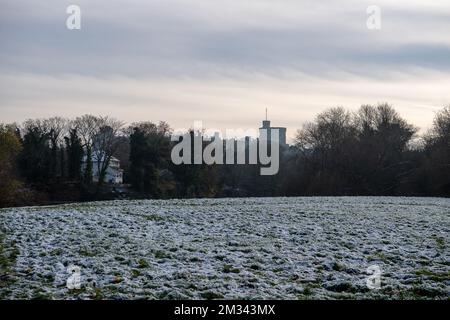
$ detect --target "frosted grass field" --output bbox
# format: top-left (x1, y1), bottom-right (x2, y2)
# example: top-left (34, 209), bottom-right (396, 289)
top-left (0, 197), bottom-right (449, 300)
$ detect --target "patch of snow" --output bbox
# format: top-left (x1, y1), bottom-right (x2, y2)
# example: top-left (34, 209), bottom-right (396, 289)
top-left (0, 197), bottom-right (449, 299)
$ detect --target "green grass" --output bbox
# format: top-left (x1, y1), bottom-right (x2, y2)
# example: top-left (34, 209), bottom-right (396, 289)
top-left (31, 291), bottom-right (54, 300)
top-left (433, 236), bottom-right (445, 250)
top-left (223, 264), bottom-right (240, 274)
top-left (189, 256), bottom-right (201, 262)
top-left (249, 264), bottom-right (261, 270)
top-left (144, 214), bottom-right (165, 222)
top-left (91, 287), bottom-right (104, 300)
top-left (200, 291), bottom-right (224, 300)
top-left (367, 251), bottom-right (389, 263)
top-left (50, 248), bottom-right (63, 256)
top-left (154, 250), bottom-right (171, 259)
top-left (111, 276), bottom-right (123, 284)
top-left (0, 228), bottom-right (18, 298)
top-left (131, 269), bottom-right (141, 278)
top-left (137, 258), bottom-right (149, 268)
top-left (415, 268), bottom-right (450, 281)
top-left (78, 248), bottom-right (96, 257)
top-left (332, 262), bottom-right (345, 271)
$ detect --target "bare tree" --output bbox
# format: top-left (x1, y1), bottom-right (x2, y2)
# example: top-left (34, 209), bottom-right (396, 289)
top-left (43, 117), bottom-right (68, 147)
top-left (92, 117), bottom-right (124, 186)
top-left (43, 117), bottom-right (68, 177)
top-left (295, 107), bottom-right (355, 155)
top-left (73, 115), bottom-right (100, 184)
top-left (73, 115), bottom-right (99, 148)
top-left (432, 105), bottom-right (450, 141)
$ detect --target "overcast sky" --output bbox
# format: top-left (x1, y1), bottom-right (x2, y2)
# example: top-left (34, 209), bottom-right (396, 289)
top-left (1, 0), bottom-right (450, 140)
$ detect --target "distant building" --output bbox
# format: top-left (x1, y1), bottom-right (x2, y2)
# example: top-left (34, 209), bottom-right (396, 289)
top-left (82, 154), bottom-right (124, 184)
top-left (259, 119), bottom-right (287, 147)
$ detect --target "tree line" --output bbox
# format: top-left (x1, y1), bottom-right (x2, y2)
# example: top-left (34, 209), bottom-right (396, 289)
top-left (0, 103), bottom-right (449, 207)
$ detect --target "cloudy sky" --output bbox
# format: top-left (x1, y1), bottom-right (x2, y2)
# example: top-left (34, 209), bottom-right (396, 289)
top-left (1, 0), bottom-right (450, 140)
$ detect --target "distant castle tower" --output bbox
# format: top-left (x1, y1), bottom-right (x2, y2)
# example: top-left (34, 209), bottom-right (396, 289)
top-left (259, 108), bottom-right (287, 147)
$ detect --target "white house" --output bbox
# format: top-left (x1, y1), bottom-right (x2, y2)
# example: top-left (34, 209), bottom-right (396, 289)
top-left (82, 154), bottom-right (124, 184)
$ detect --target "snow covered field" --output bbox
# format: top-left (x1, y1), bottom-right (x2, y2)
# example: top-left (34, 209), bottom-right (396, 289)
top-left (0, 197), bottom-right (449, 300)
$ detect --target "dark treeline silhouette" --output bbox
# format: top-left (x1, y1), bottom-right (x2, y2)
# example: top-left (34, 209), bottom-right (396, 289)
top-left (0, 103), bottom-right (449, 207)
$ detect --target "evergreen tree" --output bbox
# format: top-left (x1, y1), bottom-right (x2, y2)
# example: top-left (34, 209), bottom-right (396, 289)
top-left (64, 129), bottom-right (83, 180)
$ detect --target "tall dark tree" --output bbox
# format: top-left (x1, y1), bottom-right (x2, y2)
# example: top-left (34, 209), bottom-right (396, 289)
top-left (73, 115), bottom-right (98, 185)
top-left (292, 104), bottom-right (417, 195)
top-left (353, 103), bottom-right (417, 194)
top-left (44, 117), bottom-right (67, 178)
top-left (421, 106), bottom-right (450, 195)
top-left (0, 124), bottom-right (23, 206)
top-left (129, 122), bottom-right (171, 196)
top-left (64, 129), bottom-right (83, 180)
top-left (19, 126), bottom-right (52, 183)
top-left (294, 107), bottom-right (357, 195)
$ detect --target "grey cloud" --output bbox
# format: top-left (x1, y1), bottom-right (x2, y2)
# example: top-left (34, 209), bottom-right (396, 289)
top-left (1, 0), bottom-right (450, 78)
top-left (1, 0), bottom-right (450, 133)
